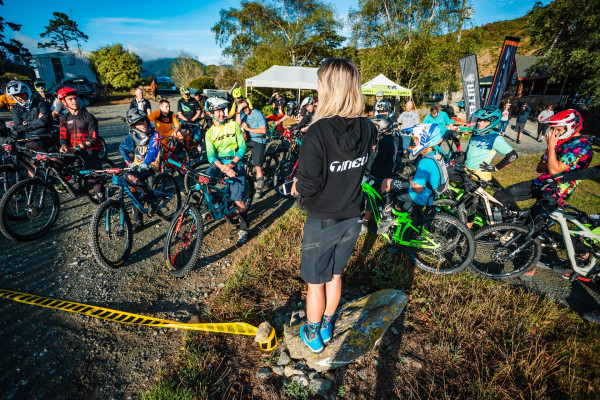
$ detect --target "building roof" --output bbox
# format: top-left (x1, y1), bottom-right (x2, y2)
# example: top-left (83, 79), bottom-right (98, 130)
top-left (515, 55), bottom-right (548, 80)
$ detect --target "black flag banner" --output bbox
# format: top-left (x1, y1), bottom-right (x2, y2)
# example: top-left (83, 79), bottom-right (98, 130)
top-left (485, 36), bottom-right (520, 108)
top-left (459, 54), bottom-right (481, 123)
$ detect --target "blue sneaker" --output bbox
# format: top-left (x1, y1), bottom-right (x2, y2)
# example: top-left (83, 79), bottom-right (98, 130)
top-left (320, 320), bottom-right (333, 344)
top-left (300, 325), bottom-right (323, 354)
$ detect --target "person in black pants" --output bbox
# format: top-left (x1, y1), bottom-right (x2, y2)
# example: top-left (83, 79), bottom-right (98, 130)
top-left (291, 58), bottom-right (377, 354)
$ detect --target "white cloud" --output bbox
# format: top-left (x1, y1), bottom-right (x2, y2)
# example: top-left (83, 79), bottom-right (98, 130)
top-left (88, 17), bottom-right (164, 25)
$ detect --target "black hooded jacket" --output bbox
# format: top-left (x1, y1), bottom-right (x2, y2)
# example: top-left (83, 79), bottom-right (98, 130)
top-left (11, 97), bottom-right (53, 137)
top-left (296, 116), bottom-right (377, 219)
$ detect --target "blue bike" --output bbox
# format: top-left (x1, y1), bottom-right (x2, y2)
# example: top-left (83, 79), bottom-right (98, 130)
top-left (89, 168), bottom-right (181, 268)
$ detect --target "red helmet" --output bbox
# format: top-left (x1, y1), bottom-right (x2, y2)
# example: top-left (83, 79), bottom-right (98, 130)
top-left (57, 87), bottom-right (78, 104)
top-left (547, 109), bottom-right (582, 141)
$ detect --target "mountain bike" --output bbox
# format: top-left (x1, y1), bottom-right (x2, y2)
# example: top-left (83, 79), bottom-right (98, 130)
top-left (471, 191), bottom-right (599, 283)
top-left (434, 166), bottom-right (525, 228)
top-left (0, 138), bottom-right (35, 198)
top-left (163, 159), bottom-right (254, 277)
top-left (89, 167), bottom-right (182, 268)
top-left (273, 132), bottom-right (302, 199)
top-left (0, 149), bottom-right (116, 241)
top-left (363, 175), bottom-right (475, 275)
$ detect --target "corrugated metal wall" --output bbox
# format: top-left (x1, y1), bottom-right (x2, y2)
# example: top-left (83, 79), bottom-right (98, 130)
top-left (33, 51), bottom-right (98, 88)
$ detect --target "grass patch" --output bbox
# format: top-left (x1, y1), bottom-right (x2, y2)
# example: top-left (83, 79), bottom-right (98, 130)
top-left (142, 153), bottom-right (600, 398)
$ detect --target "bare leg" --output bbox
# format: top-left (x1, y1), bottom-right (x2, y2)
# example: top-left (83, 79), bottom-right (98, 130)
top-left (324, 274), bottom-right (342, 316)
top-left (306, 283), bottom-right (326, 323)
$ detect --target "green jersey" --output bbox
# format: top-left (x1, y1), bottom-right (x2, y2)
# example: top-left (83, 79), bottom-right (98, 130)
top-left (205, 120), bottom-right (247, 165)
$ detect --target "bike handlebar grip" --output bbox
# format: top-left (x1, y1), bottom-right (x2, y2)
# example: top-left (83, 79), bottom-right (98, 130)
top-left (167, 159), bottom-right (183, 168)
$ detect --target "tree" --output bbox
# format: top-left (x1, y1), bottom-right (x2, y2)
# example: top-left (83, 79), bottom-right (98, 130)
top-left (212, 0), bottom-right (344, 74)
top-left (38, 12), bottom-right (88, 51)
top-left (205, 64), bottom-right (219, 78)
top-left (90, 44), bottom-right (142, 91)
top-left (170, 52), bottom-right (205, 87)
top-left (189, 76), bottom-right (215, 91)
top-left (349, 0), bottom-right (475, 96)
top-left (528, 0), bottom-right (600, 102)
top-left (0, 0), bottom-right (32, 67)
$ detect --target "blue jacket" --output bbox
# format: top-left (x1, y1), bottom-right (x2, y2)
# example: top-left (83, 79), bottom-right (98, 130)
top-left (119, 130), bottom-right (161, 166)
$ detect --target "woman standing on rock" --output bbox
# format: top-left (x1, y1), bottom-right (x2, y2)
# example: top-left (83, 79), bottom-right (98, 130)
top-left (291, 58), bottom-right (377, 353)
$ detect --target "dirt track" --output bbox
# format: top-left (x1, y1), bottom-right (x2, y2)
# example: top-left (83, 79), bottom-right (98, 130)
top-left (0, 101), bottom-right (295, 399)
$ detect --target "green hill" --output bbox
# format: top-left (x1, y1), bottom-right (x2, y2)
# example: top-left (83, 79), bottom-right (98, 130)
top-left (463, 16), bottom-right (539, 77)
top-left (141, 58), bottom-right (176, 78)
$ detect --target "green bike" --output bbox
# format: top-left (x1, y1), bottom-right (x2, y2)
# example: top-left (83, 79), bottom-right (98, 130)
top-left (363, 177), bottom-right (476, 275)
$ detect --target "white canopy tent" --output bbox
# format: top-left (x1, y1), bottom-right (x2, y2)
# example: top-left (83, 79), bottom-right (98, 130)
top-left (361, 74), bottom-right (412, 97)
top-left (245, 65), bottom-right (319, 103)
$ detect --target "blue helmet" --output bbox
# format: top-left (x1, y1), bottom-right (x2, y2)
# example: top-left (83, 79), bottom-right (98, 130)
top-left (472, 106), bottom-right (502, 136)
top-left (407, 123), bottom-right (443, 156)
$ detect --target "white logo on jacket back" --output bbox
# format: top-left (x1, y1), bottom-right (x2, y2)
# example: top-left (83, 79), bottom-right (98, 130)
top-left (329, 155), bottom-right (368, 172)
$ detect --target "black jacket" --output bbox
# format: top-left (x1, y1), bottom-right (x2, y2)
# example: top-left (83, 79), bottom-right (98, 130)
top-left (369, 134), bottom-right (396, 180)
top-left (296, 116), bottom-right (377, 219)
top-left (11, 97), bottom-right (53, 137)
top-left (129, 98), bottom-right (152, 115)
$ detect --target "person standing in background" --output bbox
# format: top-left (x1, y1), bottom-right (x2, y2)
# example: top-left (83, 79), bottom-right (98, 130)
top-left (291, 58), bottom-right (377, 354)
top-left (537, 104), bottom-right (554, 142)
top-left (150, 79), bottom-right (157, 101)
top-left (499, 102), bottom-right (511, 136)
top-left (129, 87), bottom-right (152, 115)
top-left (514, 102), bottom-right (531, 144)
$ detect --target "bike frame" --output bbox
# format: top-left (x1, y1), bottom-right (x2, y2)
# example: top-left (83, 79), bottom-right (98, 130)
top-left (362, 180), bottom-right (440, 250)
top-left (550, 209), bottom-right (600, 276)
top-left (108, 174), bottom-right (174, 216)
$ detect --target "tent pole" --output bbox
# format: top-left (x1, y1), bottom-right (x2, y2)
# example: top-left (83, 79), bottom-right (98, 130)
top-left (297, 89), bottom-right (300, 104)
top-left (245, 86), bottom-right (248, 98)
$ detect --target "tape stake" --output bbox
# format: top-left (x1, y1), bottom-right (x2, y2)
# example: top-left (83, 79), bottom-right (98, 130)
top-left (0, 289), bottom-right (277, 350)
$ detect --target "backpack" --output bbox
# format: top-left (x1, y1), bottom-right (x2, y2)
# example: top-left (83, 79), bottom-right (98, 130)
top-left (424, 152), bottom-right (449, 199)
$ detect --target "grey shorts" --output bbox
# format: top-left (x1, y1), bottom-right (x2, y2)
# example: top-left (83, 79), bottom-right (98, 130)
top-left (300, 216), bottom-right (362, 284)
top-left (516, 122), bottom-right (526, 133)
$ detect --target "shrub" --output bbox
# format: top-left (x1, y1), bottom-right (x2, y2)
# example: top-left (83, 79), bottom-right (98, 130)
top-left (189, 76), bottom-right (215, 91)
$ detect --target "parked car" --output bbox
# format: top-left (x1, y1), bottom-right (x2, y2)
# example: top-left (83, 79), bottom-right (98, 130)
top-left (156, 77), bottom-right (177, 94)
top-left (50, 76), bottom-right (101, 106)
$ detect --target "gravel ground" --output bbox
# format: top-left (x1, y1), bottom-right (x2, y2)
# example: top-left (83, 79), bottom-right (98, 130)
top-left (0, 103), bottom-right (597, 399)
top-left (0, 100), bottom-right (295, 400)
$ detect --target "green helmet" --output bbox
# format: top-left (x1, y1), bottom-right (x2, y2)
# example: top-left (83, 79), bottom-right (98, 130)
top-left (180, 85), bottom-right (190, 96)
top-left (232, 87), bottom-right (242, 98)
top-left (472, 106), bottom-right (502, 136)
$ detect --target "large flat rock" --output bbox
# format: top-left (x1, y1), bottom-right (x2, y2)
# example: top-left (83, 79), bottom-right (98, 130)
top-left (284, 289), bottom-right (408, 372)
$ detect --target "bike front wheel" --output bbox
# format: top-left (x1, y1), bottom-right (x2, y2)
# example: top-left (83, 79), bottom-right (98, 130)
top-left (152, 173), bottom-right (182, 221)
top-left (404, 213), bottom-right (475, 275)
top-left (90, 199), bottom-right (133, 268)
top-left (164, 206), bottom-right (204, 278)
top-left (471, 223), bottom-right (541, 280)
top-left (0, 178), bottom-right (60, 241)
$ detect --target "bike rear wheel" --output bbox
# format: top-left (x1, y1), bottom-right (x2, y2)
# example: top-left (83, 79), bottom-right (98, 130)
top-left (164, 206), bottom-right (204, 278)
top-left (273, 157), bottom-right (296, 199)
top-left (0, 178), bottom-right (60, 241)
top-left (152, 173), bottom-right (182, 221)
top-left (90, 199), bottom-right (133, 268)
top-left (471, 223), bottom-right (541, 280)
top-left (404, 213), bottom-right (475, 275)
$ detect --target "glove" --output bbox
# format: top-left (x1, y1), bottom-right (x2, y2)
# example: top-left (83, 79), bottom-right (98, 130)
top-left (138, 162), bottom-right (150, 170)
top-left (479, 162), bottom-right (496, 173)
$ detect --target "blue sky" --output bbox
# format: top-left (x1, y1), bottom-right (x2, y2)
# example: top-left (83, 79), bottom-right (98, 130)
top-left (3, 0), bottom-right (548, 64)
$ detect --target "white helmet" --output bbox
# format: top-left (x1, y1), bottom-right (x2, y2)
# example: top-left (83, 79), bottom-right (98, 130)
top-left (300, 96), bottom-right (314, 108)
top-left (205, 96), bottom-right (229, 113)
top-left (6, 80), bottom-right (32, 108)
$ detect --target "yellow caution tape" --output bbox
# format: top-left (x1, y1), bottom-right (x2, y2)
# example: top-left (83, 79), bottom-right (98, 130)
top-left (0, 289), bottom-right (277, 351)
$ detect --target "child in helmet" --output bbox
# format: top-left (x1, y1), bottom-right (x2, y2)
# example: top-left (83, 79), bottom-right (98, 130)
top-left (464, 105), bottom-right (518, 181)
top-left (227, 87), bottom-right (253, 120)
top-left (495, 109), bottom-right (593, 206)
top-left (8, 80), bottom-right (54, 150)
top-left (204, 96), bottom-right (249, 245)
top-left (378, 123), bottom-right (448, 233)
top-left (119, 108), bottom-right (162, 232)
top-left (177, 85), bottom-right (202, 143)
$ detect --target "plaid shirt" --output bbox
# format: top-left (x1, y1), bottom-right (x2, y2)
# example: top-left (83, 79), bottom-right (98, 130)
top-left (59, 109), bottom-right (102, 150)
